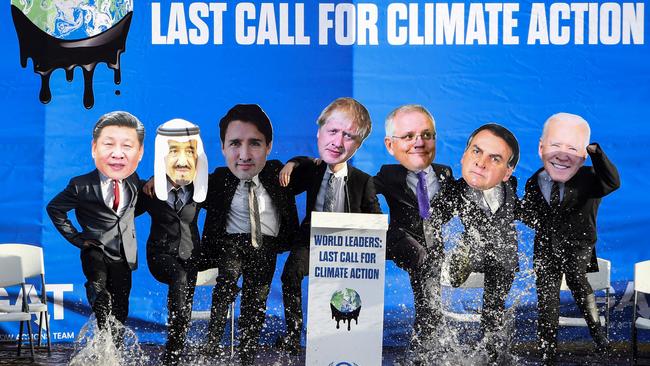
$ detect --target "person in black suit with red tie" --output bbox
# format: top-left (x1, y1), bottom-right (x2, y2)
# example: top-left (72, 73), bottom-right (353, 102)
top-left (521, 113), bottom-right (620, 365)
top-left (47, 111), bottom-right (144, 337)
top-left (136, 119), bottom-right (208, 365)
top-left (201, 104), bottom-right (299, 365)
top-left (373, 105), bottom-right (453, 351)
top-left (276, 97), bottom-right (382, 354)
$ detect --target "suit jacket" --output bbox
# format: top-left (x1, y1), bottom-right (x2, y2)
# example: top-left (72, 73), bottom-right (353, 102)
top-left (136, 183), bottom-right (201, 261)
top-left (47, 169), bottom-right (140, 270)
top-left (521, 143), bottom-right (620, 270)
top-left (287, 157), bottom-right (382, 249)
top-left (442, 177), bottom-right (520, 272)
top-left (373, 163), bottom-right (454, 257)
top-left (201, 160), bottom-right (299, 255)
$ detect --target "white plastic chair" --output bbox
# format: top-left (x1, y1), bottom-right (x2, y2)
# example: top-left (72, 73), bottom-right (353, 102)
top-left (0, 243), bottom-right (51, 354)
top-left (632, 260), bottom-right (650, 364)
top-left (559, 258), bottom-right (611, 338)
top-left (191, 268), bottom-right (236, 357)
top-left (441, 259), bottom-right (486, 323)
top-left (0, 255), bottom-right (35, 361)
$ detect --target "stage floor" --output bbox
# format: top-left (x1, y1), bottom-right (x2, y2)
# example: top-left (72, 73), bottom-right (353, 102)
top-left (0, 341), bottom-right (643, 365)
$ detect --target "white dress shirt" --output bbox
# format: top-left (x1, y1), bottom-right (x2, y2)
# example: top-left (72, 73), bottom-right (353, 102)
top-left (315, 164), bottom-right (348, 213)
top-left (99, 172), bottom-right (129, 216)
top-left (226, 174), bottom-right (280, 237)
top-left (406, 165), bottom-right (440, 201)
top-left (538, 170), bottom-right (565, 204)
top-left (166, 180), bottom-right (192, 210)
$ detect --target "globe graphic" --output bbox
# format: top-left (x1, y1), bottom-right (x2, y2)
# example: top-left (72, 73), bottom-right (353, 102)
top-left (330, 288), bottom-right (362, 313)
top-left (10, 0), bottom-right (132, 39)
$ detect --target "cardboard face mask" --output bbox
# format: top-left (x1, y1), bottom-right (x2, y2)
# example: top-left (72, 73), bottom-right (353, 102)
top-left (154, 119), bottom-right (208, 203)
top-left (538, 117), bottom-right (589, 183)
top-left (165, 139), bottom-right (198, 186)
top-left (461, 130), bottom-right (514, 191)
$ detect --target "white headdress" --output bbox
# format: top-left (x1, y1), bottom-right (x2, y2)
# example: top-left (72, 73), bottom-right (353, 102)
top-left (154, 119), bottom-right (208, 203)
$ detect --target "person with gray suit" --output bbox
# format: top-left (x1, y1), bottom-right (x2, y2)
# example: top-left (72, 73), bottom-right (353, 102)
top-left (47, 111), bottom-right (145, 332)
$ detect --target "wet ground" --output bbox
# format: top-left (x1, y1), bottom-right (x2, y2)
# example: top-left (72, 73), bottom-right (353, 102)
top-left (0, 341), bottom-right (644, 365)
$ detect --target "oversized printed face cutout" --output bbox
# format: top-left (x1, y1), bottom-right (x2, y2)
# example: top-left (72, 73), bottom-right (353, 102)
top-left (384, 110), bottom-right (436, 171)
top-left (222, 121), bottom-right (272, 181)
top-left (165, 140), bottom-right (198, 186)
top-left (154, 119), bottom-right (208, 203)
top-left (538, 119), bottom-right (588, 183)
top-left (92, 125), bottom-right (143, 181)
top-left (11, 0), bottom-right (134, 108)
top-left (461, 130), bottom-right (514, 190)
top-left (317, 110), bottom-right (362, 167)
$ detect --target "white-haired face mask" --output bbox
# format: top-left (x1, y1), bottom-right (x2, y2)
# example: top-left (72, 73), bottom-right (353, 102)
top-left (166, 139), bottom-right (198, 186)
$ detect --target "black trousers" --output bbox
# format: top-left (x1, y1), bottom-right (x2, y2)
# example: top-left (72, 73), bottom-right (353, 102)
top-left (148, 252), bottom-right (197, 363)
top-left (405, 259), bottom-right (442, 341)
top-left (535, 245), bottom-right (604, 363)
top-left (80, 247), bottom-right (132, 329)
top-left (481, 265), bottom-right (516, 334)
top-left (386, 234), bottom-right (442, 342)
top-left (206, 234), bottom-right (277, 365)
top-left (280, 248), bottom-right (308, 349)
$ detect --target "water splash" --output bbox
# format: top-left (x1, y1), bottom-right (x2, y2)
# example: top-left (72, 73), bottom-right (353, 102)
top-left (69, 315), bottom-right (149, 366)
top-left (396, 221), bottom-right (538, 366)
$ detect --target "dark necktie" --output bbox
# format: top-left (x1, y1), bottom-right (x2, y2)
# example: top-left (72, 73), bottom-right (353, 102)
top-left (112, 180), bottom-right (120, 212)
top-left (323, 173), bottom-right (337, 212)
top-left (550, 181), bottom-right (561, 207)
top-left (416, 171), bottom-right (430, 219)
top-left (172, 188), bottom-right (183, 212)
top-left (246, 181), bottom-right (262, 248)
top-left (173, 188), bottom-right (192, 260)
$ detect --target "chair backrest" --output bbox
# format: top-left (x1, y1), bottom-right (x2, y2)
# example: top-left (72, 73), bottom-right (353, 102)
top-left (635, 260), bottom-right (650, 294)
top-left (0, 243), bottom-right (44, 278)
top-left (440, 257), bottom-right (485, 288)
top-left (561, 258), bottom-right (610, 291)
top-left (0, 255), bottom-right (26, 288)
top-left (196, 268), bottom-right (219, 286)
top-left (457, 272), bottom-right (485, 288)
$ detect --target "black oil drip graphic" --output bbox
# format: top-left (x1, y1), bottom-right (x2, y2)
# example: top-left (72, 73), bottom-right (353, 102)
top-left (11, 5), bottom-right (132, 109)
top-left (330, 304), bottom-right (361, 331)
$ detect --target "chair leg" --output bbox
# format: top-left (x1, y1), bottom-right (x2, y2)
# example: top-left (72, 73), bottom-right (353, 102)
top-left (633, 292), bottom-right (639, 365)
top-left (25, 316), bottom-right (35, 361)
top-left (230, 301), bottom-right (235, 359)
top-left (37, 312), bottom-right (43, 348)
top-left (17, 320), bottom-right (24, 356)
top-left (632, 325), bottom-right (638, 365)
top-left (44, 311), bottom-right (52, 355)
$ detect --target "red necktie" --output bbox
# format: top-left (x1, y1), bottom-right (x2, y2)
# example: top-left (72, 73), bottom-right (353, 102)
top-left (112, 180), bottom-right (120, 211)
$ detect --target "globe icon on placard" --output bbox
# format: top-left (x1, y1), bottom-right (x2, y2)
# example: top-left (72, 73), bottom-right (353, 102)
top-left (10, 0), bottom-right (132, 40)
top-left (330, 288), bottom-right (362, 331)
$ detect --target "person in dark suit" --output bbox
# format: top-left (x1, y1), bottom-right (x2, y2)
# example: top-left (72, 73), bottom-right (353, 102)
top-left (373, 105), bottom-right (453, 349)
top-left (201, 104), bottom-right (299, 365)
top-left (276, 97), bottom-right (382, 353)
top-left (439, 124), bottom-right (521, 364)
top-left (136, 119), bottom-right (208, 365)
top-left (521, 113), bottom-right (620, 365)
top-left (47, 111), bottom-right (144, 335)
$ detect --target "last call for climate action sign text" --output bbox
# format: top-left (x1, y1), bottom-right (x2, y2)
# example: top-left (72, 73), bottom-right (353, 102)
top-left (151, 2), bottom-right (644, 46)
top-left (312, 234), bottom-right (382, 280)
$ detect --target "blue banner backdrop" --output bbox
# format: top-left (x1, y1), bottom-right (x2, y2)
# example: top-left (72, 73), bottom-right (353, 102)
top-left (0, 0), bottom-right (648, 345)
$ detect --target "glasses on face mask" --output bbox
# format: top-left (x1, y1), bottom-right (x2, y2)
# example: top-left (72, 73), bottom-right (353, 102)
top-left (391, 131), bottom-right (436, 143)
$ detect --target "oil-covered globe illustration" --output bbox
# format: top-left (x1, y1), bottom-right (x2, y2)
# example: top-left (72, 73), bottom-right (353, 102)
top-left (10, 0), bottom-right (132, 39)
top-left (330, 289), bottom-right (362, 331)
top-left (10, 0), bottom-right (134, 108)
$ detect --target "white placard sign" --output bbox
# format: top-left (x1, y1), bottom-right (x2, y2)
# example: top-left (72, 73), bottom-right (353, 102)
top-left (306, 212), bottom-right (388, 366)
